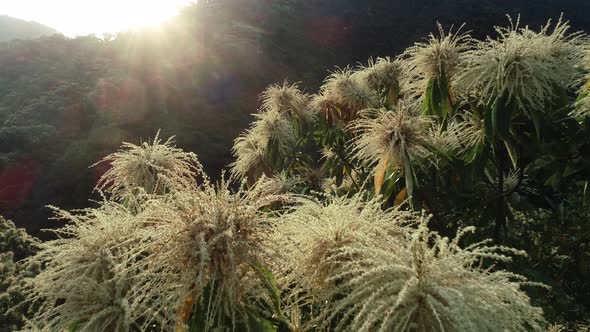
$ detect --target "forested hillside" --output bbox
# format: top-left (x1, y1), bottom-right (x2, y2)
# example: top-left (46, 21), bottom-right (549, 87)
top-left (0, 15), bottom-right (59, 42)
top-left (0, 0), bottom-right (589, 237)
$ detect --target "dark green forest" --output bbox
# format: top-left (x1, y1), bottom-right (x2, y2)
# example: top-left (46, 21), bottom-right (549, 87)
top-left (1, 0), bottom-right (590, 330)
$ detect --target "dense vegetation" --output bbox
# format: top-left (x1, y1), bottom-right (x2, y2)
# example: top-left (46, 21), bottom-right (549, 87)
top-left (1, 1), bottom-right (590, 331)
top-left (225, 13), bottom-right (590, 328)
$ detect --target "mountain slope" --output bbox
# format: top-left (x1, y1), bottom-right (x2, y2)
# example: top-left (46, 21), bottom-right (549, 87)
top-left (0, 15), bottom-right (59, 42)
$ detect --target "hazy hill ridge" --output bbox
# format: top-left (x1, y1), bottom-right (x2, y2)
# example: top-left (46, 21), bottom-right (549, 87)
top-left (0, 15), bottom-right (60, 42)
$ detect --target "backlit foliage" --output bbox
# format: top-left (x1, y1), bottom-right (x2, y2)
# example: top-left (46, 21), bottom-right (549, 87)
top-left (124, 176), bottom-right (288, 330)
top-left (9, 12), bottom-right (590, 332)
top-left (357, 57), bottom-right (407, 104)
top-left (574, 89), bottom-right (590, 118)
top-left (405, 23), bottom-right (471, 95)
top-left (14, 128), bottom-right (552, 331)
top-left (261, 82), bottom-right (315, 125)
top-left (350, 101), bottom-right (434, 197)
top-left (458, 16), bottom-right (586, 112)
top-left (0, 217), bottom-right (40, 330)
top-left (230, 131), bottom-right (271, 182)
top-left (351, 103), bottom-right (432, 169)
top-left (573, 54), bottom-right (590, 118)
top-left (230, 110), bottom-right (296, 183)
top-left (227, 15), bottom-right (590, 329)
top-left (320, 221), bottom-right (546, 331)
top-left (452, 111), bottom-right (486, 154)
top-left (266, 194), bottom-right (418, 328)
top-left (21, 203), bottom-right (141, 331)
top-left (0, 216), bottom-right (39, 261)
top-left (319, 68), bottom-right (378, 121)
top-left (93, 131), bottom-right (203, 204)
top-left (251, 110), bottom-right (297, 148)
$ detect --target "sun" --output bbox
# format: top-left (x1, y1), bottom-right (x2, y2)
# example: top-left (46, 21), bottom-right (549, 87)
top-left (103, 1), bottom-right (191, 33)
top-left (1, 0), bottom-right (194, 37)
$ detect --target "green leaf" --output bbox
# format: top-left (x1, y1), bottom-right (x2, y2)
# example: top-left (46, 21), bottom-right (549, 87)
top-left (437, 72), bottom-right (453, 118)
top-left (584, 180), bottom-right (589, 206)
top-left (491, 96), bottom-right (511, 139)
top-left (423, 78), bottom-right (435, 116)
top-left (419, 138), bottom-right (453, 163)
top-left (508, 192), bottom-right (522, 206)
top-left (424, 76), bottom-right (450, 120)
top-left (402, 150), bottom-right (415, 210)
top-left (528, 108), bottom-right (542, 140)
top-left (503, 139), bottom-right (519, 169)
top-left (187, 285), bottom-right (212, 331)
top-left (431, 77), bottom-right (443, 118)
top-left (544, 171), bottom-right (562, 190)
top-left (562, 165), bottom-right (579, 178)
top-left (247, 314), bottom-right (278, 332)
top-left (381, 169), bottom-right (401, 201)
top-left (68, 321), bottom-right (80, 332)
top-left (250, 261), bottom-right (282, 316)
top-left (483, 111), bottom-right (494, 148)
top-left (465, 143), bottom-right (486, 164)
top-left (374, 149), bottom-right (392, 194)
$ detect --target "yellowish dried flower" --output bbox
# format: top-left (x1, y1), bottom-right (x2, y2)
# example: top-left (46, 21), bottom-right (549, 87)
top-left (320, 68), bottom-right (378, 121)
top-left (254, 172), bottom-right (300, 196)
top-left (458, 16), bottom-right (586, 112)
top-left (357, 57), bottom-right (407, 104)
top-left (321, 220), bottom-right (546, 331)
top-left (573, 54), bottom-right (590, 118)
top-left (351, 102), bottom-right (432, 170)
top-left (266, 194), bottom-right (417, 327)
top-left (230, 130), bottom-right (271, 182)
top-left (250, 109), bottom-right (297, 148)
top-left (21, 203), bottom-right (141, 332)
top-left (93, 131), bottom-right (202, 203)
top-left (299, 166), bottom-right (327, 190)
top-left (260, 81), bottom-right (315, 124)
top-left (405, 23), bottom-right (471, 95)
top-left (426, 121), bottom-right (461, 159)
top-left (230, 110), bottom-right (295, 183)
top-left (452, 111), bottom-right (487, 154)
top-left (125, 178), bottom-right (287, 330)
top-left (309, 93), bottom-right (341, 124)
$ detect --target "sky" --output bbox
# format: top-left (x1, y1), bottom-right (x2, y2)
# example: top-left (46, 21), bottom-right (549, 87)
top-left (1, 0), bottom-right (194, 37)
